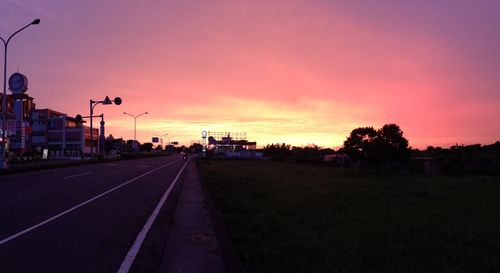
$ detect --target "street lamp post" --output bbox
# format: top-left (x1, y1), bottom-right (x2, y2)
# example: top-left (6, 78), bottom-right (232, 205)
top-left (76, 113), bottom-right (104, 158)
top-left (0, 19), bottom-right (40, 169)
top-left (89, 96), bottom-right (121, 157)
top-left (123, 112), bottom-right (148, 142)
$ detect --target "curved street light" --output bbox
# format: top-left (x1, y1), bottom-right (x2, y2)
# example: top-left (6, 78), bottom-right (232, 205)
top-left (123, 112), bottom-right (148, 142)
top-left (0, 19), bottom-right (40, 169)
top-left (89, 96), bottom-right (121, 156)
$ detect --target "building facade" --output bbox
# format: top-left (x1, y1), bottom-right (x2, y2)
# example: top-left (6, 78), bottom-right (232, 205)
top-left (0, 96), bottom-right (99, 158)
top-left (0, 93), bottom-right (36, 154)
top-left (1, 72), bottom-right (100, 158)
top-left (31, 109), bottom-right (98, 157)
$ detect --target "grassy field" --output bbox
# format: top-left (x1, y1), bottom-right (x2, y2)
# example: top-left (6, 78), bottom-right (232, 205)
top-left (199, 160), bottom-right (500, 273)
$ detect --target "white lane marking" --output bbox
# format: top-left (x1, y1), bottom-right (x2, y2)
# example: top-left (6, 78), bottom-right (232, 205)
top-left (117, 158), bottom-right (190, 273)
top-left (0, 159), bottom-right (183, 246)
top-left (63, 171), bottom-right (94, 180)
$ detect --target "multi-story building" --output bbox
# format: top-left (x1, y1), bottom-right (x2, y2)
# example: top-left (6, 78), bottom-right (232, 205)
top-left (31, 109), bottom-right (98, 157)
top-left (0, 92), bottom-right (36, 153)
top-left (1, 72), bottom-right (100, 158)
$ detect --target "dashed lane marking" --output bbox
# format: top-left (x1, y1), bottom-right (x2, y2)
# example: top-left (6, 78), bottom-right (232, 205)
top-left (0, 159), bottom-right (182, 246)
top-left (63, 171), bottom-right (94, 179)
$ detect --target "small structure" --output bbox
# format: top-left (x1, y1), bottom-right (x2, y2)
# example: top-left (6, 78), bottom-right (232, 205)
top-left (410, 157), bottom-right (438, 174)
top-left (206, 131), bottom-right (261, 158)
top-left (324, 153), bottom-right (351, 166)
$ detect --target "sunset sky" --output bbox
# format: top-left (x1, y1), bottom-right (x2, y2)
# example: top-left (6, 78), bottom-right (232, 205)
top-left (1, 0), bottom-right (499, 149)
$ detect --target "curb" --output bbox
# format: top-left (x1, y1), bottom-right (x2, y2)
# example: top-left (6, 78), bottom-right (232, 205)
top-left (195, 160), bottom-right (244, 273)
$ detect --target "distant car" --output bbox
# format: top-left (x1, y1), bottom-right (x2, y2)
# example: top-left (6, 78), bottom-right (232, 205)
top-left (180, 151), bottom-right (186, 156)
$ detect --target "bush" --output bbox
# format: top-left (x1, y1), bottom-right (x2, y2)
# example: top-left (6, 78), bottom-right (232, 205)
top-left (438, 156), bottom-right (466, 175)
top-left (263, 143), bottom-right (292, 161)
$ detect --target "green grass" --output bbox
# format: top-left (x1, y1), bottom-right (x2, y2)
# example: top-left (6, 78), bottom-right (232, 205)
top-left (199, 160), bottom-right (500, 273)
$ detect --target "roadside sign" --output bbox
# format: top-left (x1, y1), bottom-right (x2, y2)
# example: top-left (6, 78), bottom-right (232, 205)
top-left (152, 137), bottom-right (159, 143)
top-left (103, 96), bottom-right (112, 105)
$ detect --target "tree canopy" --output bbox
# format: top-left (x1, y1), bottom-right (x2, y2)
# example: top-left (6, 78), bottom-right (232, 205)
top-left (344, 124), bottom-right (410, 167)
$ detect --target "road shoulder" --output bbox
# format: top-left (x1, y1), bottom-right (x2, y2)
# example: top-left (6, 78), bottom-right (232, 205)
top-left (158, 160), bottom-right (236, 273)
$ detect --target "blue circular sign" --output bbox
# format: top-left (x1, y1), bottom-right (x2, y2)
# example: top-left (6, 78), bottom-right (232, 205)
top-left (9, 73), bottom-right (28, 94)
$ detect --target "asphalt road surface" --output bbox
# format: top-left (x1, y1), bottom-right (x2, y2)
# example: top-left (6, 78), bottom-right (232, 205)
top-left (0, 155), bottom-right (186, 273)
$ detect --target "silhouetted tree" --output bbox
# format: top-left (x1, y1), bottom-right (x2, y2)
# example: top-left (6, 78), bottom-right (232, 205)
top-left (344, 124), bottom-right (410, 171)
top-left (164, 144), bottom-right (174, 153)
top-left (263, 143), bottom-right (292, 161)
top-left (104, 134), bottom-right (125, 153)
top-left (291, 144), bottom-right (323, 162)
top-left (343, 127), bottom-right (377, 162)
top-left (140, 142), bottom-right (153, 152)
top-left (175, 145), bottom-right (188, 153)
top-left (189, 143), bottom-right (203, 154)
top-left (370, 124), bottom-right (410, 169)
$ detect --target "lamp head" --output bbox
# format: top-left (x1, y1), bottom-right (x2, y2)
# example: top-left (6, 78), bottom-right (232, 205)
top-left (32, 19), bottom-right (41, 25)
top-left (113, 97), bottom-right (122, 105)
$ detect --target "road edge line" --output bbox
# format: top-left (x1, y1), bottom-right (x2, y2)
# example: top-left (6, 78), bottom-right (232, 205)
top-left (116, 158), bottom-right (190, 273)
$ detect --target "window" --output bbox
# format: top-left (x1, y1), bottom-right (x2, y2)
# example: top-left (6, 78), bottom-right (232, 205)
top-left (48, 132), bottom-right (62, 142)
top-left (66, 131), bottom-right (81, 141)
top-left (66, 120), bottom-right (80, 128)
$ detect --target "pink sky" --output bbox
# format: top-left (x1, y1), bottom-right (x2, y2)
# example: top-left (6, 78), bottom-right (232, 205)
top-left (1, 0), bottom-right (499, 148)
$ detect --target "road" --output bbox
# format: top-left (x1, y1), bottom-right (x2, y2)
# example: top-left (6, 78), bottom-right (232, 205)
top-left (0, 155), bottom-right (186, 273)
